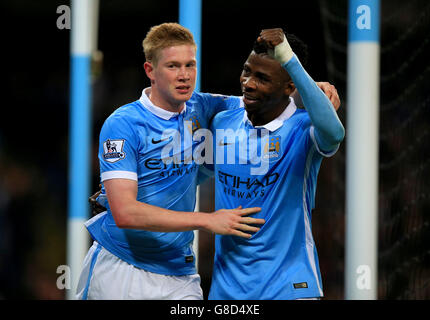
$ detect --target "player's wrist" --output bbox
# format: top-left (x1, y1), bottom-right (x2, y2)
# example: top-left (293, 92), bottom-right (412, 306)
top-left (193, 211), bottom-right (210, 232)
top-left (273, 34), bottom-right (294, 65)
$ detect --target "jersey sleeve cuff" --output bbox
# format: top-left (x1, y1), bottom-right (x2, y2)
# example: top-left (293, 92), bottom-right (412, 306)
top-left (101, 170), bottom-right (138, 182)
top-left (310, 127), bottom-right (339, 158)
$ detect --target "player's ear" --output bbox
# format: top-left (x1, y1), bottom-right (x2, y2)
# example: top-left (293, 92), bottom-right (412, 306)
top-left (143, 61), bottom-right (155, 81)
top-left (284, 80), bottom-right (295, 96)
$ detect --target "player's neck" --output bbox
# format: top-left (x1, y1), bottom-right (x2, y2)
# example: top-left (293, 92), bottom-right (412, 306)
top-left (247, 104), bottom-right (287, 127)
top-left (147, 87), bottom-right (185, 114)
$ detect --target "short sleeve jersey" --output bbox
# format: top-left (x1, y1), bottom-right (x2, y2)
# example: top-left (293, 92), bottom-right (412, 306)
top-left (86, 88), bottom-right (241, 275)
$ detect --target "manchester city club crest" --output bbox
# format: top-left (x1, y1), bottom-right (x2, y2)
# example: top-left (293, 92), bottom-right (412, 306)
top-left (263, 135), bottom-right (281, 161)
top-left (103, 139), bottom-right (126, 163)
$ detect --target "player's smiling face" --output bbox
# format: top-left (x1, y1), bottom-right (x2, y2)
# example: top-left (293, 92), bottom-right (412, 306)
top-left (240, 51), bottom-right (293, 124)
top-left (145, 44), bottom-right (197, 111)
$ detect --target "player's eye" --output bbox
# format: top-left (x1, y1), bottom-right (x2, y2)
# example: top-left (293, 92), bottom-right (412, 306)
top-left (256, 72), bottom-right (270, 83)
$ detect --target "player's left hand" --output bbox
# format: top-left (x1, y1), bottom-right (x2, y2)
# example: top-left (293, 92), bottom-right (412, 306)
top-left (89, 185), bottom-right (106, 216)
top-left (257, 28), bottom-right (285, 47)
top-left (257, 28), bottom-right (293, 64)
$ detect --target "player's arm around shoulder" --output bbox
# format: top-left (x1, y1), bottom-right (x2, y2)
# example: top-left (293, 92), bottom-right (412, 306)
top-left (197, 91), bottom-right (243, 118)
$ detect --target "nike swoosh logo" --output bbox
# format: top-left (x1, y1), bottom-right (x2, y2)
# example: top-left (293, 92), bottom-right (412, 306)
top-left (152, 137), bottom-right (172, 144)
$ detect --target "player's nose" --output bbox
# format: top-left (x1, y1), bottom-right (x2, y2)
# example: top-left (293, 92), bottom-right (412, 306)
top-left (242, 76), bottom-right (257, 91)
top-left (177, 66), bottom-right (190, 80)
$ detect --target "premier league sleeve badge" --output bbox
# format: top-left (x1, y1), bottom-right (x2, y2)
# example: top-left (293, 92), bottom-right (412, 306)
top-left (102, 139), bottom-right (126, 163)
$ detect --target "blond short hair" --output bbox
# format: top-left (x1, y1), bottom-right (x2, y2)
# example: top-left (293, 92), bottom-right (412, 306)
top-left (142, 22), bottom-right (196, 65)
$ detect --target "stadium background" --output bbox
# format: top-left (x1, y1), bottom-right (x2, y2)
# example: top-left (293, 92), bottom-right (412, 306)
top-left (0, 0), bottom-right (428, 299)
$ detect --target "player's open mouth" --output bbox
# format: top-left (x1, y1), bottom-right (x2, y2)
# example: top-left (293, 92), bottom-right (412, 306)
top-left (243, 94), bottom-right (259, 105)
top-left (176, 86), bottom-right (191, 94)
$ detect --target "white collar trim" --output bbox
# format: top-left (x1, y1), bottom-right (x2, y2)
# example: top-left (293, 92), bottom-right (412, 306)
top-left (242, 97), bottom-right (297, 131)
top-left (138, 88), bottom-right (186, 120)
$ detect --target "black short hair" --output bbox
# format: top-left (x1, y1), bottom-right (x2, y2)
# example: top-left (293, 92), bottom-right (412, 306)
top-left (252, 32), bottom-right (309, 68)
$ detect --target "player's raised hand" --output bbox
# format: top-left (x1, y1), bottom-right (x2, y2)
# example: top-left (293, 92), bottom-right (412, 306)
top-left (204, 207), bottom-right (265, 239)
top-left (257, 28), bottom-right (293, 64)
top-left (258, 28), bottom-right (285, 47)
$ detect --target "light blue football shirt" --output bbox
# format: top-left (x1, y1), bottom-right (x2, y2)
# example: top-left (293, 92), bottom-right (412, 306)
top-left (86, 88), bottom-right (241, 276)
top-left (208, 98), bottom-right (339, 299)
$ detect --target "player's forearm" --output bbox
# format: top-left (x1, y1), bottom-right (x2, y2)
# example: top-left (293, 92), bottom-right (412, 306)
top-left (98, 190), bottom-right (208, 231)
top-left (283, 55), bottom-right (345, 150)
top-left (113, 200), bottom-right (207, 232)
top-left (105, 179), bottom-right (263, 237)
